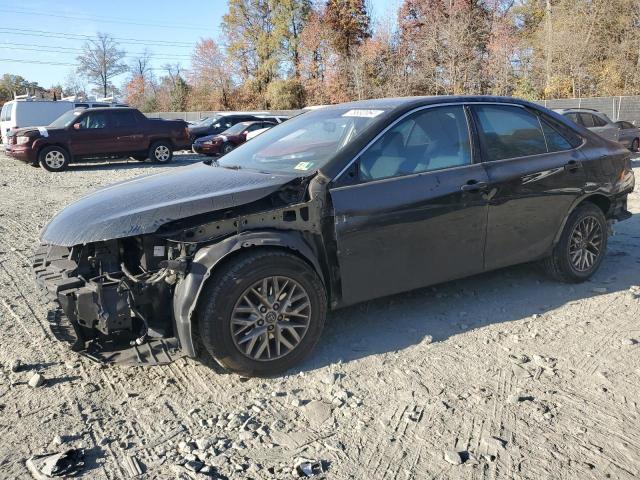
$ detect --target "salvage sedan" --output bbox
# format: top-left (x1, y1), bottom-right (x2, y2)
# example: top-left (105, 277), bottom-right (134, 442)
top-left (33, 96), bottom-right (635, 376)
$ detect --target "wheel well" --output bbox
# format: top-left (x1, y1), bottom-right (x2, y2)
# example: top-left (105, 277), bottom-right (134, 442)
top-left (580, 194), bottom-right (611, 217)
top-left (189, 244), bottom-right (326, 349)
top-left (36, 143), bottom-right (70, 161)
top-left (149, 138), bottom-right (173, 149)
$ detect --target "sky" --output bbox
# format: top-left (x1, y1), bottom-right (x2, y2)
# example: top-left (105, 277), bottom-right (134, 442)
top-left (0, 0), bottom-right (400, 93)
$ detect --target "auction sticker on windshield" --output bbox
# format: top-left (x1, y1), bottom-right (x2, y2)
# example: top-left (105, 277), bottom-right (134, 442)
top-left (294, 161), bottom-right (314, 171)
top-left (342, 109), bottom-right (384, 118)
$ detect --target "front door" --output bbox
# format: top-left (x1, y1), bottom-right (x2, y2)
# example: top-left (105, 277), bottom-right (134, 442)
top-left (68, 111), bottom-right (113, 157)
top-left (329, 105), bottom-right (490, 306)
top-left (470, 104), bottom-right (587, 270)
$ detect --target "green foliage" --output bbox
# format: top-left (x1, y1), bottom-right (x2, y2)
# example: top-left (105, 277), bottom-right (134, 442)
top-left (265, 78), bottom-right (306, 109)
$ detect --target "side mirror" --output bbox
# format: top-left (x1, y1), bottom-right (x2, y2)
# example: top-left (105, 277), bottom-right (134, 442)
top-left (73, 123), bottom-right (81, 130)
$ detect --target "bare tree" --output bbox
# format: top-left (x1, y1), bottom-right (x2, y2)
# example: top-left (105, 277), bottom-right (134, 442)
top-left (76, 32), bottom-right (128, 97)
top-left (131, 49), bottom-right (153, 78)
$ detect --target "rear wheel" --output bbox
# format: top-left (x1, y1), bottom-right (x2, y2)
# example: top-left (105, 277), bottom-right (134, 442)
top-left (541, 203), bottom-right (608, 282)
top-left (39, 146), bottom-right (70, 172)
top-left (198, 250), bottom-right (327, 376)
top-left (149, 141), bottom-right (173, 163)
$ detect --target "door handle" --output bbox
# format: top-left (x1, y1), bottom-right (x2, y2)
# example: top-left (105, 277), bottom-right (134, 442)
top-left (460, 180), bottom-right (488, 192)
top-left (564, 160), bottom-right (582, 172)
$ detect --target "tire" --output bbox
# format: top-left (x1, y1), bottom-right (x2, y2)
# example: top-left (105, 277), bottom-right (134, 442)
top-left (631, 138), bottom-right (639, 152)
top-left (149, 141), bottom-right (173, 163)
top-left (221, 143), bottom-right (234, 155)
top-left (38, 146), bottom-right (70, 172)
top-left (541, 202), bottom-right (608, 283)
top-left (131, 155), bottom-right (147, 162)
top-left (198, 249), bottom-right (327, 377)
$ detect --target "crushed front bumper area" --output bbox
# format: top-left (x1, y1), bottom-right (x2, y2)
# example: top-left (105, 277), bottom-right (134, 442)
top-left (32, 244), bottom-right (184, 366)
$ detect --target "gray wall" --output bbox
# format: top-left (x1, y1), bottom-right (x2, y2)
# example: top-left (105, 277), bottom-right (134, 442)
top-left (148, 96), bottom-right (640, 124)
top-left (146, 110), bottom-right (301, 122)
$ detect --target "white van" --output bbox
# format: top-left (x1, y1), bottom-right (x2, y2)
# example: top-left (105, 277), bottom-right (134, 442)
top-left (1, 97), bottom-right (127, 146)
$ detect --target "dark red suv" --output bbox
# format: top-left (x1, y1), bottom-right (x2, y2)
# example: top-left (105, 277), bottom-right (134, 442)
top-left (6, 107), bottom-right (191, 172)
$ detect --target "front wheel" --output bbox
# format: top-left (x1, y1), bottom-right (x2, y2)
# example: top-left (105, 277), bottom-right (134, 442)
top-left (198, 250), bottom-right (327, 376)
top-left (149, 141), bottom-right (173, 163)
top-left (221, 143), bottom-right (234, 155)
top-left (541, 203), bottom-right (608, 282)
top-left (39, 146), bottom-right (70, 172)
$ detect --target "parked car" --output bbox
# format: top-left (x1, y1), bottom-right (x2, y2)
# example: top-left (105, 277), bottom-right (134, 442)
top-left (6, 107), bottom-right (191, 172)
top-left (1, 96), bottom-right (127, 146)
top-left (614, 120), bottom-right (640, 152)
top-left (33, 96), bottom-right (634, 376)
top-left (188, 113), bottom-right (265, 141)
top-left (554, 108), bottom-right (620, 143)
top-left (192, 120), bottom-right (278, 156)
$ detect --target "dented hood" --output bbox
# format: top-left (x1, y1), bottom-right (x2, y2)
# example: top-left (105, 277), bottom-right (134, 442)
top-left (41, 162), bottom-right (298, 246)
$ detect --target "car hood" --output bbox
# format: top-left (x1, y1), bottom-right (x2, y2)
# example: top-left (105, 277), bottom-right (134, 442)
top-left (12, 126), bottom-right (64, 138)
top-left (41, 162), bottom-right (299, 246)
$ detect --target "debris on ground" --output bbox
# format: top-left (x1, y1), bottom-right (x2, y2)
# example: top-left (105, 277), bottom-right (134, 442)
top-left (28, 373), bottom-right (44, 388)
top-left (123, 454), bottom-right (143, 477)
top-left (10, 359), bottom-right (21, 372)
top-left (443, 449), bottom-right (464, 465)
top-left (295, 459), bottom-right (326, 477)
top-left (26, 449), bottom-right (85, 479)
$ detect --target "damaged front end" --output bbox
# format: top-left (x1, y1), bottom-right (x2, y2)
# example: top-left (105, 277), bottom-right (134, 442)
top-left (32, 164), bottom-right (331, 367)
top-left (33, 236), bottom-right (189, 365)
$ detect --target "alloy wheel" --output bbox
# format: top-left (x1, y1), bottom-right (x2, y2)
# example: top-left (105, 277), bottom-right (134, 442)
top-left (230, 275), bottom-right (311, 361)
top-left (568, 215), bottom-right (603, 271)
top-left (154, 145), bottom-right (170, 161)
top-left (44, 151), bottom-right (65, 170)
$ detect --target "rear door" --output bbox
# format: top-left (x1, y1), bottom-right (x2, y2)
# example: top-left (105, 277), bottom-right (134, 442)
top-left (472, 104), bottom-right (587, 270)
top-left (67, 111), bottom-right (114, 157)
top-left (329, 105), bottom-right (490, 306)
top-left (110, 110), bottom-right (143, 153)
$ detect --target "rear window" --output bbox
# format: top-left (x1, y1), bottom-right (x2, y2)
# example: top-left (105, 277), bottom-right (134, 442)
top-left (111, 110), bottom-right (137, 127)
top-left (579, 113), bottom-right (595, 128)
top-left (592, 115), bottom-right (607, 127)
top-left (474, 105), bottom-right (548, 161)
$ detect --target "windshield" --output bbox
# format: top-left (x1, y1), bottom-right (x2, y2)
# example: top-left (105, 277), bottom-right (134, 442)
top-left (217, 107), bottom-right (387, 174)
top-left (49, 110), bottom-right (82, 128)
top-left (194, 115), bottom-right (220, 127)
top-left (222, 122), bottom-right (250, 135)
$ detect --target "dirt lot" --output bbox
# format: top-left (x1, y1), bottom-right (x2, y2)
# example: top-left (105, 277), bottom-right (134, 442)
top-left (0, 152), bottom-right (639, 479)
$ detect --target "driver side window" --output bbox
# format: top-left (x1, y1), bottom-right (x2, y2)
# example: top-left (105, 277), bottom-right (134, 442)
top-left (358, 106), bottom-right (472, 181)
top-left (78, 112), bottom-right (108, 129)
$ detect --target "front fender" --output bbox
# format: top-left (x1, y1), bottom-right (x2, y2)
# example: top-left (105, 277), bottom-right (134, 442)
top-left (172, 230), bottom-right (323, 357)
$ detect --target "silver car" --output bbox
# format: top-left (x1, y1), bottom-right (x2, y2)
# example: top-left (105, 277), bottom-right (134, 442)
top-left (614, 120), bottom-right (640, 152)
top-left (554, 108), bottom-right (620, 143)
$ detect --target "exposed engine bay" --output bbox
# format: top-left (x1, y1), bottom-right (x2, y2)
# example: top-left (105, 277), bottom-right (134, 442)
top-left (33, 175), bottom-right (327, 365)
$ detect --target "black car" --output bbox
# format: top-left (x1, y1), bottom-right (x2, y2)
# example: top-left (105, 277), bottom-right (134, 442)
top-left (188, 113), bottom-right (263, 141)
top-left (33, 96), bottom-right (635, 376)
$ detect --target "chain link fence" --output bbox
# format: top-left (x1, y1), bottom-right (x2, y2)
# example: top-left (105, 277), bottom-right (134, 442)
top-left (534, 96), bottom-right (640, 124)
top-left (148, 96), bottom-right (640, 124)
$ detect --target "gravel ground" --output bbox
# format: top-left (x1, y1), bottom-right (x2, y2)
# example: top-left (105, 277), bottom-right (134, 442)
top-left (1, 152), bottom-right (640, 479)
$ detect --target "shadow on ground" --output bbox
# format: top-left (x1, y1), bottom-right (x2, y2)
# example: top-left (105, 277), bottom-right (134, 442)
top-left (299, 211), bottom-right (640, 372)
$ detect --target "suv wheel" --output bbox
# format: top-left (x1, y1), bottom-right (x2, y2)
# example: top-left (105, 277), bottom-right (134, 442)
top-left (149, 141), bottom-right (173, 163)
top-left (541, 203), bottom-right (608, 282)
top-left (39, 146), bottom-right (70, 172)
top-left (198, 250), bottom-right (327, 377)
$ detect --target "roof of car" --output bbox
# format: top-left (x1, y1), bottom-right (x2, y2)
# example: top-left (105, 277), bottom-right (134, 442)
top-left (552, 108), bottom-right (601, 114)
top-left (317, 95), bottom-right (543, 112)
top-left (74, 106), bottom-right (137, 112)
